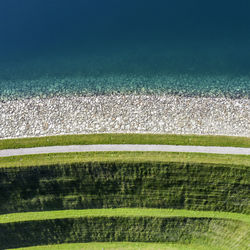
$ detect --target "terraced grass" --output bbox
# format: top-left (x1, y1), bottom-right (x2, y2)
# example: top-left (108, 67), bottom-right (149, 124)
top-left (0, 159), bottom-right (249, 214)
top-left (1, 151), bottom-right (250, 168)
top-left (1, 209), bottom-right (249, 223)
top-left (1, 133), bottom-right (249, 150)
top-left (1, 209), bottom-right (249, 250)
top-left (0, 135), bottom-right (249, 249)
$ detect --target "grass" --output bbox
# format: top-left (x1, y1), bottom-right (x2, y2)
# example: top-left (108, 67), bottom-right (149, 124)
top-left (8, 241), bottom-right (223, 250)
top-left (1, 208), bottom-right (249, 224)
top-left (0, 134), bottom-right (249, 249)
top-left (0, 133), bottom-right (249, 150)
top-left (0, 151), bottom-right (250, 168)
top-left (1, 210), bottom-right (249, 249)
top-left (1, 159), bottom-right (248, 213)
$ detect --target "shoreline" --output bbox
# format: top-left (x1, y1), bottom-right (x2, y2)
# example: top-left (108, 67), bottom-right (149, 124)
top-left (0, 73), bottom-right (249, 101)
top-left (0, 94), bottom-right (249, 139)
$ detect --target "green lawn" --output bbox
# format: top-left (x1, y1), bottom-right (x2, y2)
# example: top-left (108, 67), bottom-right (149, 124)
top-left (8, 242), bottom-right (221, 250)
top-left (1, 133), bottom-right (249, 150)
top-left (1, 208), bottom-right (249, 224)
top-left (1, 151), bottom-right (250, 168)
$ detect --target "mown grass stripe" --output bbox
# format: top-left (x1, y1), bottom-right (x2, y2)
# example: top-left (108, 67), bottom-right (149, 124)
top-left (1, 151), bottom-right (250, 168)
top-left (1, 133), bottom-right (249, 150)
top-left (8, 242), bottom-right (217, 250)
top-left (1, 208), bottom-right (249, 224)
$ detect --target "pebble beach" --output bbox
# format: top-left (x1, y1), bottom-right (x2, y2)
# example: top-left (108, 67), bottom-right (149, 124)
top-left (0, 1), bottom-right (250, 140)
top-left (1, 93), bottom-right (249, 139)
top-left (0, 49), bottom-right (249, 139)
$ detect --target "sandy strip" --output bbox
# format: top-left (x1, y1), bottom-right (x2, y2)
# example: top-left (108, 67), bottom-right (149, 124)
top-left (0, 94), bottom-right (249, 138)
top-left (0, 144), bottom-right (250, 157)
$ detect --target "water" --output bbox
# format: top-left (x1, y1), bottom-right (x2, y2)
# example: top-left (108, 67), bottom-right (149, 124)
top-left (0, 0), bottom-right (250, 99)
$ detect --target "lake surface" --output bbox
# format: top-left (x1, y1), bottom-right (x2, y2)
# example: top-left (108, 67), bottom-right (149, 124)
top-left (0, 0), bottom-right (250, 99)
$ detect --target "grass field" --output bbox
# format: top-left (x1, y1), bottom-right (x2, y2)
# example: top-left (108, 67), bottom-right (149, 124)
top-left (1, 151), bottom-right (250, 168)
top-left (9, 242), bottom-right (218, 250)
top-left (1, 133), bottom-right (249, 150)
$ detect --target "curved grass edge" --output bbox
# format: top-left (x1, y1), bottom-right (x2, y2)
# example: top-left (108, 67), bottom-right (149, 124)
top-left (7, 242), bottom-right (220, 250)
top-left (1, 151), bottom-right (250, 168)
top-left (1, 208), bottom-right (249, 224)
top-left (1, 133), bottom-right (249, 150)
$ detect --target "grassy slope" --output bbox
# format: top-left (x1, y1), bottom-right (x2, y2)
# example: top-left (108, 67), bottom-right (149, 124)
top-left (1, 209), bottom-right (249, 224)
top-left (2, 210), bottom-right (249, 250)
top-left (1, 160), bottom-right (248, 214)
top-left (1, 151), bottom-right (250, 168)
top-left (0, 133), bottom-right (249, 150)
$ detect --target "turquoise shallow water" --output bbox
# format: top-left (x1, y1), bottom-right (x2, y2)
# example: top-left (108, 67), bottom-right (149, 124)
top-left (0, 44), bottom-right (250, 100)
top-left (0, 1), bottom-right (250, 100)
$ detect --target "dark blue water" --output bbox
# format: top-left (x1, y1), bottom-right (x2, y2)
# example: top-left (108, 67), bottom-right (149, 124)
top-left (0, 0), bottom-right (250, 99)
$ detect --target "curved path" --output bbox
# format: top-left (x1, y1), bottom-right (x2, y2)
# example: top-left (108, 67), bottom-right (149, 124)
top-left (0, 144), bottom-right (250, 157)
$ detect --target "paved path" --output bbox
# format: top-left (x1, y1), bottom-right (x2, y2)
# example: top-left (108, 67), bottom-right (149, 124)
top-left (0, 145), bottom-right (250, 157)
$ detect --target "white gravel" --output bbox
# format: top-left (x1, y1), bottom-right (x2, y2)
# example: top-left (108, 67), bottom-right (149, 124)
top-left (0, 94), bottom-right (249, 139)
